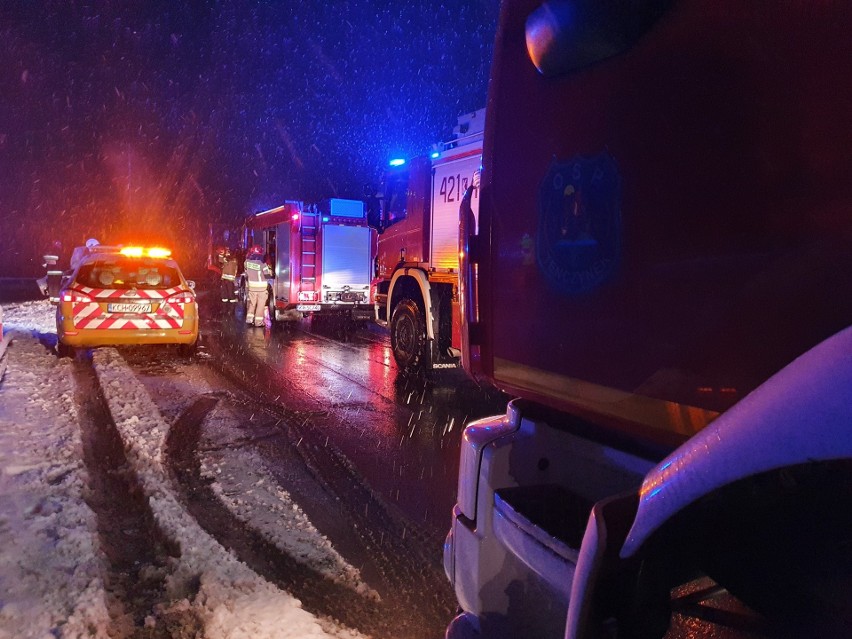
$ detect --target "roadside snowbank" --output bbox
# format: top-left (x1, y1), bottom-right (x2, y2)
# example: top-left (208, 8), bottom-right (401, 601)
top-left (0, 300), bottom-right (366, 638)
top-left (0, 304), bottom-right (110, 638)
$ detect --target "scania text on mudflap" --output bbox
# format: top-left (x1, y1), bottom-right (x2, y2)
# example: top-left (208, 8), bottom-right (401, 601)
top-left (371, 109), bottom-right (484, 373)
top-left (239, 198), bottom-right (375, 327)
top-left (445, 1), bottom-right (852, 638)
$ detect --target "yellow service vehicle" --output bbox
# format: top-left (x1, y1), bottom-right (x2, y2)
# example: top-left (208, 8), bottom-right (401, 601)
top-left (56, 245), bottom-right (199, 357)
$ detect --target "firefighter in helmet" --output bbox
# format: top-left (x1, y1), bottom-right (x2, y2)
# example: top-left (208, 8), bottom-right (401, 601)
top-left (244, 245), bottom-right (271, 327)
top-left (220, 249), bottom-right (238, 303)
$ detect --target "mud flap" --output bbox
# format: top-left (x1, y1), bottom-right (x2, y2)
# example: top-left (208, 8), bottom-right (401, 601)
top-left (426, 338), bottom-right (460, 370)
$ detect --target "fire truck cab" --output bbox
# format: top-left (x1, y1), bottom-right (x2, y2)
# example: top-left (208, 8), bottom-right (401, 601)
top-left (240, 198), bottom-right (374, 326)
top-left (372, 109), bottom-right (484, 372)
top-left (445, 1), bottom-right (852, 638)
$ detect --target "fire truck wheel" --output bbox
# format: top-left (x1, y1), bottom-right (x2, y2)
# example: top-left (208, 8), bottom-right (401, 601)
top-left (390, 298), bottom-right (426, 371)
top-left (267, 297), bottom-right (284, 330)
top-left (237, 280), bottom-right (247, 306)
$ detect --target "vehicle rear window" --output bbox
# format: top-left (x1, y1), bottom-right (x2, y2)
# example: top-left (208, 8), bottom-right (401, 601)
top-left (76, 258), bottom-right (181, 290)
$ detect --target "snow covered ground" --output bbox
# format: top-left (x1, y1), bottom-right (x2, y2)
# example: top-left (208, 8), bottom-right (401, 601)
top-left (0, 300), bottom-right (369, 639)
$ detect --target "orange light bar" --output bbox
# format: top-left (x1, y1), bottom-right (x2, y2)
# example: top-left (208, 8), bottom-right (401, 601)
top-left (119, 246), bottom-right (172, 258)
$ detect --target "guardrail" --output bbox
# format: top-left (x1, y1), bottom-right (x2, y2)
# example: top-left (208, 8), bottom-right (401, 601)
top-left (0, 278), bottom-right (43, 303)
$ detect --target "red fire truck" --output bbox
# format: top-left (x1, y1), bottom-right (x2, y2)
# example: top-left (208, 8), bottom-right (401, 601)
top-left (445, 1), bottom-right (852, 638)
top-left (372, 109), bottom-right (484, 371)
top-left (239, 198), bottom-right (375, 326)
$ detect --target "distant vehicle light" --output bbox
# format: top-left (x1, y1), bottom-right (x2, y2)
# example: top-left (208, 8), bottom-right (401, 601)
top-left (292, 213), bottom-right (300, 221)
top-left (389, 158), bottom-right (406, 167)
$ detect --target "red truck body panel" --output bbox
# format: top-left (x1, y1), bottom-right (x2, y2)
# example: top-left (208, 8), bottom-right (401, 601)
top-left (472, 0), bottom-right (852, 444)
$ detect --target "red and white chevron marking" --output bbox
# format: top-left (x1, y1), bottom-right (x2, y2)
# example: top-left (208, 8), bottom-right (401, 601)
top-left (76, 285), bottom-right (183, 300)
top-left (71, 286), bottom-right (189, 330)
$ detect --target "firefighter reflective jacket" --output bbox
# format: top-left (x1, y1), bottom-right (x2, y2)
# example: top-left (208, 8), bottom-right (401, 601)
top-left (221, 258), bottom-right (238, 281)
top-left (244, 257), bottom-right (271, 290)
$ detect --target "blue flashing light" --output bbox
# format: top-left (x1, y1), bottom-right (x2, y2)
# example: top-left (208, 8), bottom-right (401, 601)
top-left (389, 158), bottom-right (406, 167)
top-left (430, 151), bottom-right (440, 159)
top-left (322, 216), bottom-right (330, 222)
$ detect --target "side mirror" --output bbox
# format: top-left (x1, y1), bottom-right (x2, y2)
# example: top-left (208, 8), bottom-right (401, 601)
top-left (365, 191), bottom-right (384, 234)
top-left (187, 280), bottom-right (196, 290)
top-left (526, 0), bottom-right (671, 77)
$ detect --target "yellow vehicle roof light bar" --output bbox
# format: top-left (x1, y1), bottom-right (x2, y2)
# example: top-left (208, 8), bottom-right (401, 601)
top-left (119, 246), bottom-right (172, 258)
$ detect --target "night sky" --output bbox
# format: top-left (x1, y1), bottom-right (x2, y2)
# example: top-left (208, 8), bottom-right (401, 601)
top-left (0, 1), bottom-right (498, 276)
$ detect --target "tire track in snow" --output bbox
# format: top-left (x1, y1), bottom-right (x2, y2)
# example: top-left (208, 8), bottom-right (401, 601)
top-left (165, 395), bottom-right (401, 638)
top-left (71, 355), bottom-right (199, 637)
top-left (91, 347), bottom-right (366, 639)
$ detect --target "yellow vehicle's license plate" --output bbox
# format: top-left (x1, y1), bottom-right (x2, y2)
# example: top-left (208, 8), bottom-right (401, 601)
top-left (108, 302), bottom-right (153, 314)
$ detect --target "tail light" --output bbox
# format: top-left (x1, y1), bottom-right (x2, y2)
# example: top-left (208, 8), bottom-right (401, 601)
top-left (63, 290), bottom-right (92, 303)
top-left (167, 291), bottom-right (195, 305)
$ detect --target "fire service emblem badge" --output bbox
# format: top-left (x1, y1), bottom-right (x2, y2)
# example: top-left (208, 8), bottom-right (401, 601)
top-left (536, 153), bottom-right (622, 295)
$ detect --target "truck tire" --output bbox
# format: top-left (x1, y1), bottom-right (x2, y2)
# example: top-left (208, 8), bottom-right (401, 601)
top-left (390, 298), bottom-right (426, 372)
top-left (267, 293), bottom-right (279, 329)
top-left (237, 278), bottom-right (247, 306)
